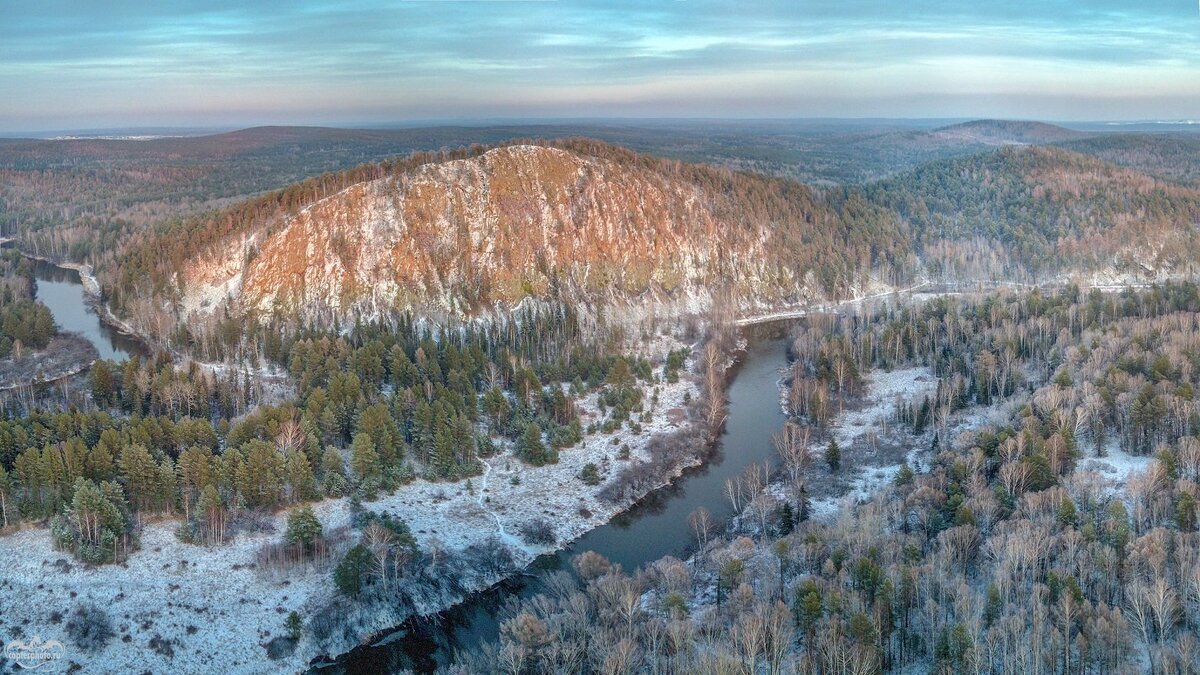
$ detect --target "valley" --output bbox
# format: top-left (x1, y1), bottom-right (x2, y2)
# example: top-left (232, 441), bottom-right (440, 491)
top-left (6, 2), bottom-right (1199, 672)
top-left (1, 120), bottom-right (1199, 675)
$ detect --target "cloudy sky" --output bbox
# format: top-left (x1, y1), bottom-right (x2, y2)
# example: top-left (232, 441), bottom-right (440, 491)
top-left (1, 0), bottom-right (1198, 131)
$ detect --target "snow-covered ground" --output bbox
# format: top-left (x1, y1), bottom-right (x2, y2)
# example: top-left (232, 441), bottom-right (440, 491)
top-left (805, 367), bottom-right (1017, 519)
top-left (1077, 442), bottom-right (1154, 485)
top-left (805, 367), bottom-right (937, 517)
top-left (0, 337), bottom-right (700, 675)
top-left (1073, 441), bottom-right (1155, 515)
top-left (735, 281), bottom-right (930, 327)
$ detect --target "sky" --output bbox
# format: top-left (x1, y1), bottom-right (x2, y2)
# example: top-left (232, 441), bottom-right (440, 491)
top-left (1, 0), bottom-right (1198, 132)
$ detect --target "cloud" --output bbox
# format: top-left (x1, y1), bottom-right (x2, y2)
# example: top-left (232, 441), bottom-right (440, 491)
top-left (0, 0), bottom-right (1197, 129)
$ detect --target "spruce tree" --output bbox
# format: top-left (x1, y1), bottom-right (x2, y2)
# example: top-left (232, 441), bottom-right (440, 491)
top-left (284, 506), bottom-right (323, 551)
top-left (518, 423), bottom-right (554, 466)
top-left (826, 438), bottom-right (841, 472)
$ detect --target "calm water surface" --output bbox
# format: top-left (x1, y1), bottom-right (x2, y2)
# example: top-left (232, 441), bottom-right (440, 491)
top-left (329, 324), bottom-right (795, 673)
top-left (30, 258), bottom-right (146, 361)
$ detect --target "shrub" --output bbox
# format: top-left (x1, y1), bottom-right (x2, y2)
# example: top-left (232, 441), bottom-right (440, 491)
top-left (663, 592), bottom-right (689, 618)
top-left (65, 603), bottom-right (114, 652)
top-left (578, 463), bottom-right (601, 485)
top-left (519, 518), bottom-right (556, 545)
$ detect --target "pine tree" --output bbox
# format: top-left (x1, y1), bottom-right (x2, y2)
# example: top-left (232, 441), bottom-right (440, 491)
top-left (284, 506), bottom-right (323, 551)
top-left (59, 478), bottom-right (129, 563)
top-left (321, 446), bottom-right (349, 497)
top-left (334, 544), bottom-right (372, 596)
top-left (359, 403), bottom-right (401, 467)
top-left (431, 421), bottom-right (455, 479)
top-left (41, 444), bottom-right (70, 510)
top-left (177, 446), bottom-right (214, 522)
top-left (118, 444), bottom-right (159, 513)
top-left (1177, 492), bottom-right (1197, 532)
top-left (350, 432), bottom-right (381, 484)
top-left (88, 361), bottom-right (118, 407)
top-left (85, 440), bottom-right (115, 482)
top-left (14, 448), bottom-right (46, 516)
top-left (197, 484), bottom-right (225, 545)
top-left (284, 449), bottom-right (319, 503)
top-left (156, 459), bottom-right (177, 514)
top-left (238, 440), bottom-right (285, 509)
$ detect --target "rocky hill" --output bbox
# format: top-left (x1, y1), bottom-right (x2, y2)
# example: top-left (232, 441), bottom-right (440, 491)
top-left (113, 141), bottom-right (910, 332)
top-left (111, 139), bottom-right (1200, 342)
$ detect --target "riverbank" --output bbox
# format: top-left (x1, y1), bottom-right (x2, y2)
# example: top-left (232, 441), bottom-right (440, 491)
top-left (0, 333), bottom-right (712, 675)
top-left (4, 242), bottom-right (150, 356)
top-left (0, 333), bottom-right (97, 391)
top-left (37, 257), bottom-right (143, 343)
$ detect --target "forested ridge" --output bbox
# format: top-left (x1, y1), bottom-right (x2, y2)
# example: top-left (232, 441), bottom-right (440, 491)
top-left (105, 139), bottom-right (1200, 349)
top-left (865, 146), bottom-right (1200, 281)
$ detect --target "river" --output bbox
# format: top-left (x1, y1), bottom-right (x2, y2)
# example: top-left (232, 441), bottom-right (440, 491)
top-left (24, 249), bottom-right (800, 673)
top-left (326, 322), bottom-right (796, 673)
top-left (29, 258), bottom-right (147, 362)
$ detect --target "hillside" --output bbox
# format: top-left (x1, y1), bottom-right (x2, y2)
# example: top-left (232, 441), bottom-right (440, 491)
top-left (109, 140), bottom-right (1200, 343)
top-left (1058, 133), bottom-right (1200, 186)
top-left (865, 145), bottom-right (1200, 281)
top-left (930, 119), bottom-right (1091, 145)
top-left (110, 140), bottom-right (910, 336)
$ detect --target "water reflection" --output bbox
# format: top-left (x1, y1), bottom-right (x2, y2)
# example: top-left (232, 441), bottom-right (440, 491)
top-left (30, 259), bottom-right (147, 362)
top-left (329, 327), bottom-right (796, 674)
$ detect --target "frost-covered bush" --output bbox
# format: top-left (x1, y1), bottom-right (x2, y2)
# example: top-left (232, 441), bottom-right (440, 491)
top-left (519, 518), bottom-right (556, 545)
top-left (578, 463), bottom-right (601, 485)
top-left (65, 603), bottom-right (114, 652)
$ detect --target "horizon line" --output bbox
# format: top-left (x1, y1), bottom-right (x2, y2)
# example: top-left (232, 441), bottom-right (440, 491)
top-left (4, 116), bottom-right (1200, 139)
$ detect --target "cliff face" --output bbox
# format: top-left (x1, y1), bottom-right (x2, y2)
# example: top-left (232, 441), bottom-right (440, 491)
top-left (177, 145), bottom-right (817, 324)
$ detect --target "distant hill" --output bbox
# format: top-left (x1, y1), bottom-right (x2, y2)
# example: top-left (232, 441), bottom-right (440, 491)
top-left (865, 145), bottom-right (1200, 280)
top-left (1057, 134), bottom-right (1200, 187)
top-left (930, 119), bottom-right (1091, 145)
